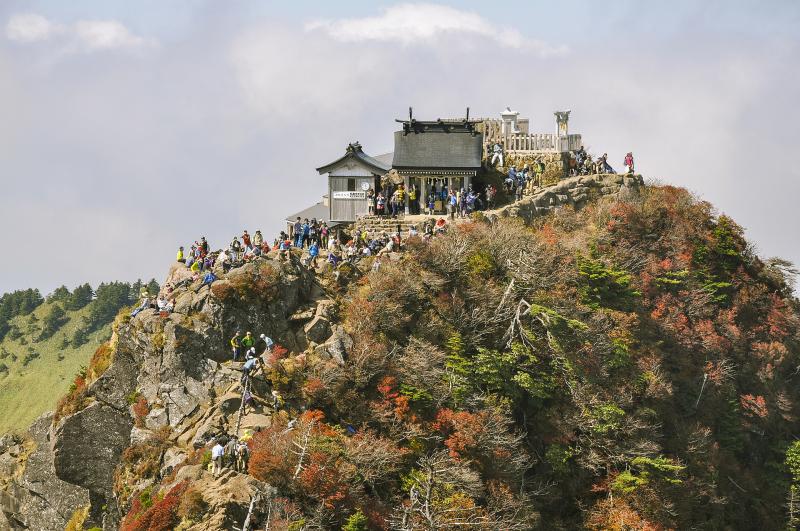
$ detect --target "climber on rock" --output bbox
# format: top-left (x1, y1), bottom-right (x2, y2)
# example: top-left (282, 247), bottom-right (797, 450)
top-left (231, 332), bottom-right (242, 361)
top-left (211, 440), bottom-right (225, 477)
top-left (241, 331), bottom-right (255, 352)
top-left (259, 334), bottom-right (274, 355)
top-left (241, 356), bottom-right (262, 385)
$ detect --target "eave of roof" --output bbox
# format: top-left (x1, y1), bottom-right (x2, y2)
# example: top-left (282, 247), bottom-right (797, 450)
top-left (316, 148), bottom-right (390, 175)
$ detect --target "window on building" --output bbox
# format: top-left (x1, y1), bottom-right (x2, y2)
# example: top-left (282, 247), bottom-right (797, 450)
top-left (347, 178), bottom-right (356, 191)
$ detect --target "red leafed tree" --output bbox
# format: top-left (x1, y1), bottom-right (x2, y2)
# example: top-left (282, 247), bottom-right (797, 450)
top-left (740, 394), bottom-right (769, 418)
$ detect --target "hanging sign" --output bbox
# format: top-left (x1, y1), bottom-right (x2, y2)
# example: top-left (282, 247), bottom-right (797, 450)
top-left (332, 191), bottom-right (366, 199)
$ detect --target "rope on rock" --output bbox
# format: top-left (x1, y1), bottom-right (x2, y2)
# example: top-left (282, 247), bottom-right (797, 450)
top-left (234, 374), bottom-right (251, 439)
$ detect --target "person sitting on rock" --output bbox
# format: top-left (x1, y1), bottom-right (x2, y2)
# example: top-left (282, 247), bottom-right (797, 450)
top-left (242, 230), bottom-right (251, 248)
top-left (230, 332), bottom-right (242, 361)
top-left (253, 230), bottom-right (263, 249)
top-left (130, 296), bottom-right (150, 318)
top-left (177, 246), bottom-right (186, 264)
top-left (196, 270), bottom-right (217, 292)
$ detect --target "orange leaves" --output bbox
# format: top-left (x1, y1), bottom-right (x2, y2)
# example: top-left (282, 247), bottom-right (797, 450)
top-left (121, 480), bottom-right (188, 531)
top-left (377, 375), bottom-right (398, 400)
top-left (132, 396), bottom-right (149, 428)
top-left (297, 452), bottom-right (349, 510)
top-left (740, 394), bottom-right (769, 419)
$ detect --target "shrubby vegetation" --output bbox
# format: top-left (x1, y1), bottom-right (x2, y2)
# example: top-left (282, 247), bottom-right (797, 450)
top-left (241, 185), bottom-right (799, 529)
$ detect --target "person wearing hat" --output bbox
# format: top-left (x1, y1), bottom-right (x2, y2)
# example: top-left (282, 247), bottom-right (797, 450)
top-left (230, 331), bottom-right (242, 361)
top-left (259, 334), bottom-right (274, 355)
top-left (199, 237), bottom-right (209, 256)
top-left (241, 331), bottom-right (255, 352)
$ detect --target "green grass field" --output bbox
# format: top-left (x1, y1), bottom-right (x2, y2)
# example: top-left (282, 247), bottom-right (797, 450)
top-left (0, 300), bottom-right (111, 435)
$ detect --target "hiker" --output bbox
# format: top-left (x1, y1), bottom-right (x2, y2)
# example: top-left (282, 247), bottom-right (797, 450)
top-left (211, 441), bottom-right (225, 477)
top-left (230, 238), bottom-right (242, 263)
top-left (253, 230), bottom-right (264, 249)
top-left (490, 142), bottom-right (504, 167)
top-left (624, 152), bottom-right (635, 173)
top-left (197, 270), bottom-right (217, 291)
top-left (235, 440), bottom-right (249, 472)
top-left (271, 390), bottom-right (283, 410)
top-left (230, 332), bottom-right (242, 361)
top-left (372, 258), bottom-right (381, 272)
top-left (241, 332), bottom-right (255, 353)
top-left (408, 185), bottom-right (418, 214)
top-left (305, 241), bottom-right (319, 269)
top-left (224, 437), bottom-right (238, 469)
top-left (242, 230), bottom-right (251, 248)
top-left (241, 356), bottom-right (261, 384)
top-left (245, 346), bottom-right (257, 360)
top-left (320, 222), bottom-right (330, 249)
top-left (375, 193), bottom-right (386, 216)
top-left (292, 217), bottom-right (302, 247)
top-left (300, 219), bottom-right (310, 248)
top-left (259, 334), bottom-right (274, 355)
top-left (199, 237), bottom-right (209, 256)
top-left (177, 246), bottom-right (185, 263)
top-left (278, 237), bottom-right (291, 260)
top-left (131, 296), bottom-right (149, 318)
top-left (600, 153), bottom-right (616, 174)
top-left (486, 185), bottom-right (496, 210)
top-left (535, 159), bottom-right (545, 186)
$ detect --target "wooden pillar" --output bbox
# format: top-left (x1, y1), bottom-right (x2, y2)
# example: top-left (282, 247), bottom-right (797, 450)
top-left (403, 174), bottom-right (410, 215)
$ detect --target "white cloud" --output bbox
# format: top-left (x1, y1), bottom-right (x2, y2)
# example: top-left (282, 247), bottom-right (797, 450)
top-left (6, 13), bottom-right (62, 43)
top-left (306, 3), bottom-right (566, 56)
top-left (74, 20), bottom-right (152, 51)
top-left (5, 13), bottom-right (155, 52)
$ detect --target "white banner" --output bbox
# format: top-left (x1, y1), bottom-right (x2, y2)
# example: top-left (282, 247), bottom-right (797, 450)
top-left (332, 191), bottom-right (366, 199)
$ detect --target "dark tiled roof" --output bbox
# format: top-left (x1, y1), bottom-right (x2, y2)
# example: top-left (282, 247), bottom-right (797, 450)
top-left (392, 130), bottom-right (483, 169)
top-left (316, 143), bottom-right (390, 175)
top-left (373, 152), bottom-right (394, 166)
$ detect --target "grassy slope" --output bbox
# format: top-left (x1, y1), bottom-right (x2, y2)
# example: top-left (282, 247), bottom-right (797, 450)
top-left (0, 300), bottom-right (111, 434)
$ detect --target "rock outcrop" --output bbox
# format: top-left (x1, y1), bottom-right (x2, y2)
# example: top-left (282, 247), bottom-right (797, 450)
top-left (493, 172), bottom-right (644, 221)
top-left (44, 255), bottom-right (322, 528)
top-left (0, 414), bottom-right (90, 530)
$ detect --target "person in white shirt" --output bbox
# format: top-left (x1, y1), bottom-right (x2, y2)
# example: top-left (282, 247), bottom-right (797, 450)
top-left (211, 441), bottom-right (225, 476)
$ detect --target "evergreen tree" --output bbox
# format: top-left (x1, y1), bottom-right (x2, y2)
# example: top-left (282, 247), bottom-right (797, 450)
top-left (66, 283), bottom-right (93, 311)
top-left (38, 304), bottom-right (68, 341)
top-left (47, 285), bottom-right (71, 303)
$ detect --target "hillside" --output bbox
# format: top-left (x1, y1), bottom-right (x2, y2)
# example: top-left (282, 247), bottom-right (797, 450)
top-left (0, 281), bottom-right (158, 435)
top-left (1, 179), bottom-right (799, 530)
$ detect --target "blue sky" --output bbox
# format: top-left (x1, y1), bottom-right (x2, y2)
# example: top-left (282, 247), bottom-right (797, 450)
top-left (0, 1), bottom-right (798, 294)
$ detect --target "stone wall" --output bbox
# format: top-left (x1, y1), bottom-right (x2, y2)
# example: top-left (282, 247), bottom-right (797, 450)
top-left (492, 173), bottom-right (644, 222)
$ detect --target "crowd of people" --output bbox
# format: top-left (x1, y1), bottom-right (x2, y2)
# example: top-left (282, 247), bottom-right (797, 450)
top-left (566, 147), bottom-right (635, 177)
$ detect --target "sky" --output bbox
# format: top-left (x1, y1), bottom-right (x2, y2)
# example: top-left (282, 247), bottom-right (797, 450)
top-left (0, 1), bottom-right (798, 295)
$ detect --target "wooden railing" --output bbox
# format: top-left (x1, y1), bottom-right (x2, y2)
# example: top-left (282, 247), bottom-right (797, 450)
top-left (480, 119), bottom-right (582, 155)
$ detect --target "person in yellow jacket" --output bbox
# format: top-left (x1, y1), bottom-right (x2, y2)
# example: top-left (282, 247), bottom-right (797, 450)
top-left (230, 331), bottom-right (242, 361)
top-left (176, 246), bottom-right (185, 263)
